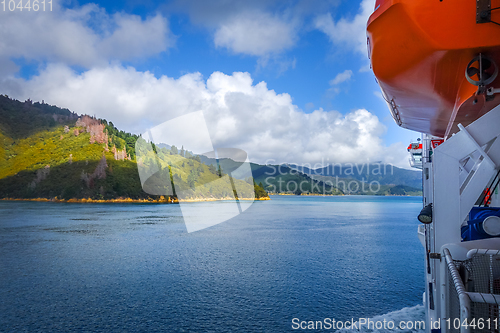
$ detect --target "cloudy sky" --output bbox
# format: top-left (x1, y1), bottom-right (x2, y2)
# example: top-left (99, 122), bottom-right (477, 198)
top-left (0, 0), bottom-right (418, 167)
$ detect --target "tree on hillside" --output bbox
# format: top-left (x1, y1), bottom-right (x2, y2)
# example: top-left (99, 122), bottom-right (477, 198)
top-left (168, 166), bottom-right (177, 197)
top-left (187, 171), bottom-right (196, 189)
top-left (208, 164), bottom-right (217, 174)
top-left (197, 164), bottom-right (204, 175)
top-left (254, 182), bottom-right (268, 199)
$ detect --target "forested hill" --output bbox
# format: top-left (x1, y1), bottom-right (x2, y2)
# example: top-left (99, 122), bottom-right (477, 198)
top-left (199, 156), bottom-right (422, 196)
top-left (290, 163), bottom-right (422, 189)
top-left (0, 96), bottom-right (268, 202)
top-left (0, 96), bottom-right (78, 139)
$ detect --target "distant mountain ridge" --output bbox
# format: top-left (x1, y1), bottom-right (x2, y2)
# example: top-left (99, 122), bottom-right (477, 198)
top-left (289, 163), bottom-right (422, 189)
top-left (199, 156), bottom-right (422, 196)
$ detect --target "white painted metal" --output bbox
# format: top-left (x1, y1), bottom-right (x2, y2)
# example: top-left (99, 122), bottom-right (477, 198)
top-left (443, 248), bottom-right (471, 333)
top-left (466, 248), bottom-right (500, 258)
top-left (418, 224), bottom-right (425, 247)
top-left (420, 103), bottom-right (500, 332)
top-left (486, 87), bottom-right (500, 96)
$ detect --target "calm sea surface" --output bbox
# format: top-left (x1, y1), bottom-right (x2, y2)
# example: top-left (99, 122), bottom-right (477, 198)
top-left (0, 196), bottom-right (425, 332)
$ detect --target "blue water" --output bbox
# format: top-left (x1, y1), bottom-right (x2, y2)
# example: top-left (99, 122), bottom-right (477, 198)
top-left (0, 196), bottom-right (425, 332)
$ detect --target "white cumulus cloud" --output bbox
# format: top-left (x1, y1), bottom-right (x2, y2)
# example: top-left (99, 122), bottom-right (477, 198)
top-left (0, 66), bottom-right (409, 167)
top-left (330, 70), bottom-right (353, 85)
top-left (169, 0), bottom-right (302, 58)
top-left (214, 11), bottom-right (297, 56)
top-left (0, 3), bottom-right (173, 70)
top-left (315, 0), bottom-right (375, 56)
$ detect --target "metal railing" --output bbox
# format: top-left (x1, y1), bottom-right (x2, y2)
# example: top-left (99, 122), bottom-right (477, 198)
top-left (409, 154), bottom-right (423, 169)
top-left (444, 248), bottom-right (500, 333)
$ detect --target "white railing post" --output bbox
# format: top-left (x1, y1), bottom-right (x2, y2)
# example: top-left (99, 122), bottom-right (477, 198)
top-left (443, 248), bottom-right (471, 333)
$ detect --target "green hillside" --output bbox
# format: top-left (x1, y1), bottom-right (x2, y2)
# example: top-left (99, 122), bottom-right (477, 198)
top-left (199, 156), bottom-right (342, 195)
top-left (253, 166), bottom-right (421, 196)
top-left (0, 96), bottom-right (268, 202)
top-left (251, 164), bottom-right (343, 195)
top-left (307, 174), bottom-right (421, 195)
top-left (291, 163), bottom-right (422, 189)
top-left (200, 156), bottom-right (421, 196)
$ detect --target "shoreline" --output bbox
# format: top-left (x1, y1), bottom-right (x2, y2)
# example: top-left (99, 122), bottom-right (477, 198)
top-left (268, 193), bottom-right (421, 197)
top-left (1, 196), bottom-right (271, 204)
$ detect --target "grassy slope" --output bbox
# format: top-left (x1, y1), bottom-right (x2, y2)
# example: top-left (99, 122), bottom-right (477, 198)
top-left (1, 127), bottom-right (102, 178)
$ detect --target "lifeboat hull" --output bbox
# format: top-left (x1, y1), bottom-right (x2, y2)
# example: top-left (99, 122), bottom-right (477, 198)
top-left (367, 0), bottom-right (500, 138)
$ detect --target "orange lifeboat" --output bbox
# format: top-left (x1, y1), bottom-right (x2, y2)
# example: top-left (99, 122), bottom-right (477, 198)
top-left (407, 142), bottom-right (422, 152)
top-left (367, 0), bottom-right (500, 138)
top-left (407, 140), bottom-right (423, 168)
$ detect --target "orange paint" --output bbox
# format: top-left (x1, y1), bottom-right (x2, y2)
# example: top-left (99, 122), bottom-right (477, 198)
top-left (367, 0), bottom-right (500, 138)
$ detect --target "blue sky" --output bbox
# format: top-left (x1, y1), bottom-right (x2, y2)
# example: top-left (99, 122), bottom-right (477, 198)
top-left (0, 0), bottom-right (418, 167)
